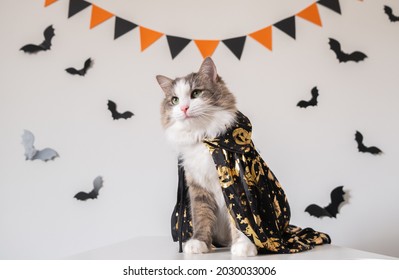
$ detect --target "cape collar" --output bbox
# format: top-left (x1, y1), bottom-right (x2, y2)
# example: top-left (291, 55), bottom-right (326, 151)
top-left (204, 111), bottom-right (253, 154)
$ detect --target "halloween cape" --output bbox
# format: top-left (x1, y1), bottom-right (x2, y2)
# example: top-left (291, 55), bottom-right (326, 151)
top-left (171, 111), bottom-right (331, 254)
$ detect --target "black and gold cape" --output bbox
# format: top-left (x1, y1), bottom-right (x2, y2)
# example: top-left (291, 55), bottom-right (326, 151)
top-left (171, 111), bottom-right (330, 254)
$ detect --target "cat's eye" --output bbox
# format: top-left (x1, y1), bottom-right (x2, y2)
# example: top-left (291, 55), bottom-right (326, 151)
top-left (171, 96), bottom-right (179, 105)
top-left (191, 90), bottom-right (202, 99)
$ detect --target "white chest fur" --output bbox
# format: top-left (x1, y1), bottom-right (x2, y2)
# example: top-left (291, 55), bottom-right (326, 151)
top-left (180, 143), bottom-right (225, 208)
top-left (163, 110), bottom-right (236, 209)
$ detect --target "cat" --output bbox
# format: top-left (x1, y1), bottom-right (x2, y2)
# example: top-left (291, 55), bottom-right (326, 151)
top-left (156, 57), bottom-right (258, 256)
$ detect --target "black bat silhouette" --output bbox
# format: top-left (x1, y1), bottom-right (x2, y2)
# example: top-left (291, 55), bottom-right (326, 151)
top-left (305, 186), bottom-right (345, 218)
top-left (328, 38), bottom-right (367, 63)
top-left (355, 131), bottom-right (382, 155)
top-left (297, 86), bottom-right (319, 108)
top-left (20, 25), bottom-right (55, 54)
top-left (107, 100), bottom-right (134, 120)
top-left (384, 5), bottom-right (399, 22)
top-left (74, 176), bottom-right (103, 201)
top-left (65, 58), bottom-right (92, 76)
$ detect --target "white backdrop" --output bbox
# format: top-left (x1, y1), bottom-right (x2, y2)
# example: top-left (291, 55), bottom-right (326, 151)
top-left (1, 0), bottom-right (398, 259)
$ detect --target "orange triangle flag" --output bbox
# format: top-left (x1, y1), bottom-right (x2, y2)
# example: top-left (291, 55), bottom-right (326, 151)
top-left (194, 40), bottom-right (220, 58)
top-left (44, 0), bottom-right (58, 7)
top-left (140, 27), bottom-right (164, 51)
top-left (296, 3), bottom-right (322, 26)
top-left (249, 26), bottom-right (272, 51)
top-left (90, 5), bottom-right (114, 29)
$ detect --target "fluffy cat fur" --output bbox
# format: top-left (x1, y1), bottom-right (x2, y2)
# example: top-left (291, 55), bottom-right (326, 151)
top-left (156, 57), bottom-right (258, 256)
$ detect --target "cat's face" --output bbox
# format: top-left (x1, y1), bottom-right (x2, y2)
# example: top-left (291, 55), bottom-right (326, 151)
top-left (156, 57), bottom-right (236, 129)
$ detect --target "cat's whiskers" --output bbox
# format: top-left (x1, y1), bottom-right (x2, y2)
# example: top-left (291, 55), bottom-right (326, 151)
top-left (186, 110), bottom-right (214, 126)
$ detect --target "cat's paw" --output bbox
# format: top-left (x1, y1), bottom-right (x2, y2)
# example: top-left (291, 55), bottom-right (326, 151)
top-left (231, 241), bottom-right (258, 257)
top-left (184, 239), bottom-right (209, 254)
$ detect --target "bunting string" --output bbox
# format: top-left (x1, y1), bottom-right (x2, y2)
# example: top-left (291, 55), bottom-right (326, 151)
top-left (44, 0), bottom-right (341, 60)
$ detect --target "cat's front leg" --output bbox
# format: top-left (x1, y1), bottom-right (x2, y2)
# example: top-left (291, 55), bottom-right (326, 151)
top-left (184, 181), bottom-right (218, 254)
top-left (184, 239), bottom-right (209, 254)
top-left (230, 227), bottom-right (258, 257)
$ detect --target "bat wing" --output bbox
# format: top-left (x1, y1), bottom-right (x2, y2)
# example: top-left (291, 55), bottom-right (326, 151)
top-left (328, 38), bottom-right (340, 52)
top-left (384, 5), bottom-right (399, 22)
top-left (77, 58), bottom-right (92, 76)
top-left (119, 111), bottom-right (134, 119)
top-left (86, 176), bottom-right (103, 199)
top-left (355, 130), bottom-right (363, 143)
top-left (32, 148), bottom-right (59, 162)
top-left (328, 38), bottom-right (345, 61)
top-left (347, 51), bottom-right (367, 63)
top-left (21, 130), bottom-right (37, 160)
top-left (297, 100), bottom-right (310, 108)
top-left (74, 176), bottom-right (102, 201)
top-left (83, 58), bottom-right (92, 72)
top-left (328, 38), bottom-right (365, 63)
top-left (43, 25), bottom-right (55, 42)
top-left (74, 191), bottom-right (90, 201)
top-left (107, 100), bottom-right (133, 120)
top-left (356, 131), bottom-right (382, 154)
top-left (65, 67), bottom-right (80, 75)
top-left (305, 204), bottom-right (332, 218)
top-left (355, 131), bottom-right (366, 152)
top-left (107, 100), bottom-right (119, 119)
top-left (20, 44), bottom-right (45, 54)
top-left (93, 176), bottom-right (103, 193)
top-left (40, 25), bottom-right (55, 50)
top-left (308, 86), bottom-right (319, 106)
top-left (324, 186), bottom-right (345, 218)
top-left (384, 6), bottom-right (393, 21)
top-left (66, 58), bottom-right (91, 76)
top-left (365, 146), bottom-right (382, 155)
top-left (297, 87), bottom-right (318, 108)
top-left (311, 86), bottom-right (319, 98)
top-left (20, 25), bottom-right (54, 53)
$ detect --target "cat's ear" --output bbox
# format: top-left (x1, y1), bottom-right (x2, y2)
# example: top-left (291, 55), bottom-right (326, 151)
top-left (198, 57), bottom-right (218, 82)
top-left (156, 75), bottom-right (173, 94)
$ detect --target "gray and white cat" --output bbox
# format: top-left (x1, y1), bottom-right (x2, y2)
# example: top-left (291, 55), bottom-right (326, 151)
top-left (156, 57), bottom-right (258, 256)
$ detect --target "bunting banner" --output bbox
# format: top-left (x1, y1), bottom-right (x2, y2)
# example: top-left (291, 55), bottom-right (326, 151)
top-left (44, 0), bottom-right (341, 60)
top-left (167, 36), bottom-right (191, 59)
top-left (222, 36), bottom-right (247, 60)
top-left (67, 0), bottom-right (90, 18)
top-left (274, 16), bottom-right (297, 39)
top-left (114, 17), bottom-right (137, 40)
top-left (194, 40), bottom-right (220, 58)
top-left (44, 0), bottom-right (58, 7)
top-left (90, 5), bottom-right (114, 29)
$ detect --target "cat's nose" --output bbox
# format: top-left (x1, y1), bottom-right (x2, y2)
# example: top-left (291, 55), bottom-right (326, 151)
top-left (180, 105), bottom-right (189, 114)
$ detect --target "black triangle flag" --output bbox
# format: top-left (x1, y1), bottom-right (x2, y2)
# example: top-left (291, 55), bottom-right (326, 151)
top-left (166, 35), bottom-right (191, 59)
top-left (222, 36), bottom-right (246, 60)
top-left (274, 16), bottom-right (296, 39)
top-left (317, 0), bottom-right (341, 15)
top-left (114, 17), bottom-right (138, 40)
top-left (68, 0), bottom-right (91, 18)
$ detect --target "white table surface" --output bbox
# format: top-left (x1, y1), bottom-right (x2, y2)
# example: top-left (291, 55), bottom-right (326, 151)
top-left (68, 236), bottom-right (396, 260)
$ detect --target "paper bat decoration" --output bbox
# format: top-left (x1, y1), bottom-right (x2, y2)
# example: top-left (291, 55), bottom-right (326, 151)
top-left (65, 58), bottom-right (92, 76)
top-left (74, 176), bottom-right (103, 201)
top-left (355, 131), bottom-right (382, 155)
top-left (297, 86), bottom-right (319, 108)
top-left (305, 186), bottom-right (345, 218)
top-left (21, 130), bottom-right (59, 161)
top-left (384, 5), bottom-right (399, 22)
top-left (20, 25), bottom-right (55, 54)
top-left (328, 38), bottom-right (367, 63)
top-left (107, 100), bottom-right (134, 120)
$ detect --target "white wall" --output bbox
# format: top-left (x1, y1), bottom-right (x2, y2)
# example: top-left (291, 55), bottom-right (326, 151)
top-left (1, 0), bottom-right (398, 259)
